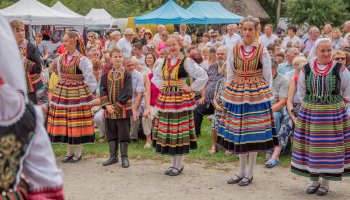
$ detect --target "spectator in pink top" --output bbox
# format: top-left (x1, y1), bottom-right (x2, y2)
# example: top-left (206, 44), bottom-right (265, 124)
top-left (142, 53), bottom-right (160, 149)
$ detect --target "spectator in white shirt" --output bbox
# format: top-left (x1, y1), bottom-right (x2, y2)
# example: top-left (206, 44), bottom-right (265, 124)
top-left (205, 31), bottom-right (222, 48)
top-left (153, 24), bottom-right (166, 44)
top-left (105, 31), bottom-right (121, 49)
top-left (281, 25), bottom-right (301, 50)
top-left (221, 24), bottom-right (241, 49)
top-left (259, 24), bottom-right (279, 47)
top-left (117, 28), bottom-right (134, 58)
top-left (132, 42), bottom-right (146, 67)
top-left (341, 20), bottom-right (350, 48)
top-left (179, 24), bottom-right (192, 48)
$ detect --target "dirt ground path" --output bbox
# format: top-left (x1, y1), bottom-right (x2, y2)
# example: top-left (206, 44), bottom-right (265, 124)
top-left (58, 158), bottom-right (350, 200)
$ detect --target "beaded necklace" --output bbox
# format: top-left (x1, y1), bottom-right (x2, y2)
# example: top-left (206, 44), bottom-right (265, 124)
top-left (313, 60), bottom-right (333, 76)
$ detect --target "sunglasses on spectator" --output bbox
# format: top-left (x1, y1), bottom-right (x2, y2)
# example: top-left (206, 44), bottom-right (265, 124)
top-left (334, 57), bottom-right (346, 61)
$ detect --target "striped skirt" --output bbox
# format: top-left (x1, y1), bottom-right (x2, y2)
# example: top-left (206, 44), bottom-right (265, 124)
top-left (217, 73), bottom-right (278, 154)
top-left (291, 101), bottom-right (350, 181)
top-left (217, 102), bottom-right (278, 153)
top-left (153, 89), bottom-right (197, 155)
top-left (47, 79), bottom-right (95, 144)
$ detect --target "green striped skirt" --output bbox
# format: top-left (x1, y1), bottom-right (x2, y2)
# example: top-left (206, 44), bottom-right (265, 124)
top-left (153, 110), bottom-right (197, 155)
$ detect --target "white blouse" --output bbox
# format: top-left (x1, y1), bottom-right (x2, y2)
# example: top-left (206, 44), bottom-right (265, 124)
top-left (56, 51), bottom-right (97, 92)
top-left (152, 57), bottom-right (208, 92)
top-left (226, 42), bottom-right (273, 88)
top-left (23, 106), bottom-right (64, 193)
top-left (297, 60), bottom-right (350, 102)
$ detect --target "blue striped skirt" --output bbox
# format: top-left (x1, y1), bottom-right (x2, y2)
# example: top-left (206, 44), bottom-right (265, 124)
top-left (217, 101), bottom-right (278, 154)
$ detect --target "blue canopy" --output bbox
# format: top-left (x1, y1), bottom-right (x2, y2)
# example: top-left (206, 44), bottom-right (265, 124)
top-left (134, 0), bottom-right (204, 24)
top-left (186, 1), bottom-right (243, 24)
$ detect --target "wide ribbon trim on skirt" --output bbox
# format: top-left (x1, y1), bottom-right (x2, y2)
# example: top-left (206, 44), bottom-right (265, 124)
top-left (291, 101), bottom-right (350, 181)
top-left (217, 101), bottom-right (278, 153)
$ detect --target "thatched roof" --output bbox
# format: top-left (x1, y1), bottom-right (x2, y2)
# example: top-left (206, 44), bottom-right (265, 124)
top-left (210, 0), bottom-right (270, 21)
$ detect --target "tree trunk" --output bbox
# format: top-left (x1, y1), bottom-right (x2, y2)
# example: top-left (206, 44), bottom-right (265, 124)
top-left (276, 0), bottom-right (281, 21)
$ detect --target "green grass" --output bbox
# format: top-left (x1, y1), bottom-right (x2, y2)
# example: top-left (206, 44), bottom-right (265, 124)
top-left (53, 117), bottom-right (292, 167)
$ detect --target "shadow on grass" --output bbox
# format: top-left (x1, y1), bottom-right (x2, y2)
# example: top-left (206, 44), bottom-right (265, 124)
top-left (53, 117), bottom-right (292, 167)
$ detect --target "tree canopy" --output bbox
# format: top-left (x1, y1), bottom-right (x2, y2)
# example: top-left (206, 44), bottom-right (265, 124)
top-left (284, 0), bottom-right (349, 27)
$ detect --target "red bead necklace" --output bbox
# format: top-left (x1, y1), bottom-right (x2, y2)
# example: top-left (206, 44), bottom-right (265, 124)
top-left (240, 45), bottom-right (256, 58)
top-left (313, 60), bottom-right (333, 76)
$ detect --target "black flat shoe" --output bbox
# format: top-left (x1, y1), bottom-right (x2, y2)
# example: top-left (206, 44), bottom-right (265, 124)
top-left (316, 187), bottom-right (329, 196)
top-left (238, 177), bottom-right (253, 186)
top-left (69, 154), bottom-right (82, 163)
top-left (306, 184), bottom-right (321, 194)
top-left (102, 156), bottom-right (118, 166)
top-left (121, 157), bottom-right (130, 168)
top-left (168, 167), bottom-right (183, 176)
top-left (227, 175), bottom-right (243, 184)
top-left (61, 154), bottom-right (74, 163)
top-left (165, 167), bottom-right (174, 175)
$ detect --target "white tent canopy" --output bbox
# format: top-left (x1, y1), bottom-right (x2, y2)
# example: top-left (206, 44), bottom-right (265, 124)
top-left (86, 8), bottom-right (114, 26)
top-left (51, 1), bottom-right (92, 25)
top-left (51, 1), bottom-right (81, 17)
top-left (2, 0), bottom-right (85, 25)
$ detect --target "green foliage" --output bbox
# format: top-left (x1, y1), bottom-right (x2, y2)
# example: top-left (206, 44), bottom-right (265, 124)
top-left (258, 0), bottom-right (287, 24)
top-left (284, 0), bottom-right (349, 27)
top-left (0, 0), bottom-right (199, 18)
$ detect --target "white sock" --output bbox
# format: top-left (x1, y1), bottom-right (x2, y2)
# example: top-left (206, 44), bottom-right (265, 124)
top-left (170, 156), bottom-right (176, 168)
top-left (175, 156), bottom-right (183, 170)
top-left (310, 180), bottom-right (320, 187)
top-left (237, 154), bottom-right (248, 178)
top-left (246, 152), bottom-right (257, 179)
top-left (321, 179), bottom-right (329, 189)
top-left (75, 144), bottom-right (82, 157)
top-left (66, 145), bottom-right (73, 156)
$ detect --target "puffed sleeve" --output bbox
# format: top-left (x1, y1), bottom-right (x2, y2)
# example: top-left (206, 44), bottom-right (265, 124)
top-left (297, 68), bottom-right (306, 102)
top-left (79, 56), bottom-right (97, 92)
top-left (184, 58), bottom-right (208, 91)
top-left (55, 56), bottom-right (61, 77)
top-left (151, 58), bottom-right (164, 88)
top-left (340, 66), bottom-right (350, 102)
top-left (226, 48), bottom-right (235, 83)
top-left (23, 106), bottom-right (64, 194)
top-left (261, 47), bottom-right (273, 89)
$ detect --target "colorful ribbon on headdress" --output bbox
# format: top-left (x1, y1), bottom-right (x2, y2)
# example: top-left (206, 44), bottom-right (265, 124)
top-left (72, 30), bottom-right (86, 55)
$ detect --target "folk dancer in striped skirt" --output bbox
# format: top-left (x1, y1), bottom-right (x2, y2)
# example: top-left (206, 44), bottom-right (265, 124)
top-left (0, 14), bottom-right (64, 199)
top-left (217, 16), bottom-right (278, 186)
top-left (152, 35), bottom-right (208, 176)
top-left (48, 31), bottom-right (97, 163)
top-left (292, 38), bottom-right (350, 196)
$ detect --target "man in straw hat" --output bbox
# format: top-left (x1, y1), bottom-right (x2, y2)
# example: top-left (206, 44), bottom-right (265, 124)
top-left (117, 28), bottom-right (135, 58)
